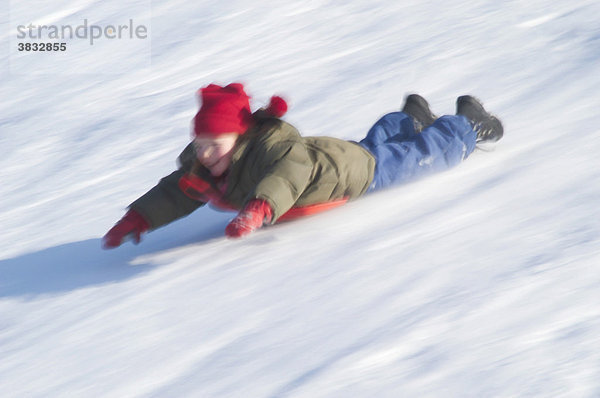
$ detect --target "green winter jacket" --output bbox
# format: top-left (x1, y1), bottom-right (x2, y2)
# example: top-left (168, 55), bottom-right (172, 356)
top-left (129, 115), bottom-right (375, 229)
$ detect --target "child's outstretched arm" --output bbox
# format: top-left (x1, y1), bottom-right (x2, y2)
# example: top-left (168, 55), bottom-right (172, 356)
top-left (127, 168), bottom-right (205, 230)
top-left (102, 169), bottom-right (205, 249)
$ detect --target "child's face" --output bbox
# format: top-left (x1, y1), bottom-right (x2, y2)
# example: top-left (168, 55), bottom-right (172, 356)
top-left (193, 132), bottom-right (239, 177)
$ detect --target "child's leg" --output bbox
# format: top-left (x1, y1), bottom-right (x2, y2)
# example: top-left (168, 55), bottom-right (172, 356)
top-left (365, 115), bottom-right (477, 192)
top-left (359, 112), bottom-right (417, 154)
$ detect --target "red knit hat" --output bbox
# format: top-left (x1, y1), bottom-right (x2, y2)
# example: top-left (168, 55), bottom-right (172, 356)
top-left (192, 82), bottom-right (289, 137)
top-left (193, 83), bottom-right (253, 136)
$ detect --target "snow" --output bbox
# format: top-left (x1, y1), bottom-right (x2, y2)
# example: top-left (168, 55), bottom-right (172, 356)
top-left (2, 0), bottom-right (600, 396)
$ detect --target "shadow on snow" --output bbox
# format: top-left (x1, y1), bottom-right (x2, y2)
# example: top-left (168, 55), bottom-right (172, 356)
top-left (0, 208), bottom-right (232, 299)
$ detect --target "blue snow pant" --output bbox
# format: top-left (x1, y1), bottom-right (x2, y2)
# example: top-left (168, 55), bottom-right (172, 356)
top-left (359, 112), bottom-right (477, 192)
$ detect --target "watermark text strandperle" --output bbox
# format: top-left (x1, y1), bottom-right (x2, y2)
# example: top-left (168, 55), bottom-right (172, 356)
top-left (17, 19), bottom-right (148, 45)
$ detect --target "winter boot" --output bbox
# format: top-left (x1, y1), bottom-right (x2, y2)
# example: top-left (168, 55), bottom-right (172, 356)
top-left (402, 94), bottom-right (438, 133)
top-left (456, 95), bottom-right (504, 144)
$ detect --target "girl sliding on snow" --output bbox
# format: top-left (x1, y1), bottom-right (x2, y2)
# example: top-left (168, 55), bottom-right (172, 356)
top-left (103, 83), bottom-right (502, 247)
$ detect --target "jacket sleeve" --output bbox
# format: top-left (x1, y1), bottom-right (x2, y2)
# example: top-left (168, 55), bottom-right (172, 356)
top-left (251, 140), bottom-right (313, 222)
top-left (128, 146), bottom-right (206, 230)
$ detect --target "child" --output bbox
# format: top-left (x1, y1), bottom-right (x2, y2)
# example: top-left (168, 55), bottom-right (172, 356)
top-left (102, 83), bottom-right (502, 247)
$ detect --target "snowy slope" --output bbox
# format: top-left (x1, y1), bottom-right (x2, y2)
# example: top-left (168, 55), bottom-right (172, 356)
top-left (2, 0), bottom-right (600, 397)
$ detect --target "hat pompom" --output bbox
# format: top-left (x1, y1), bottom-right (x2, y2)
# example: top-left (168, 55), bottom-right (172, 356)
top-left (265, 95), bottom-right (288, 118)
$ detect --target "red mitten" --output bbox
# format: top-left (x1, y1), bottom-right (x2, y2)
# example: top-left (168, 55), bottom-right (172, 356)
top-left (102, 210), bottom-right (150, 249)
top-left (225, 199), bottom-right (273, 238)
